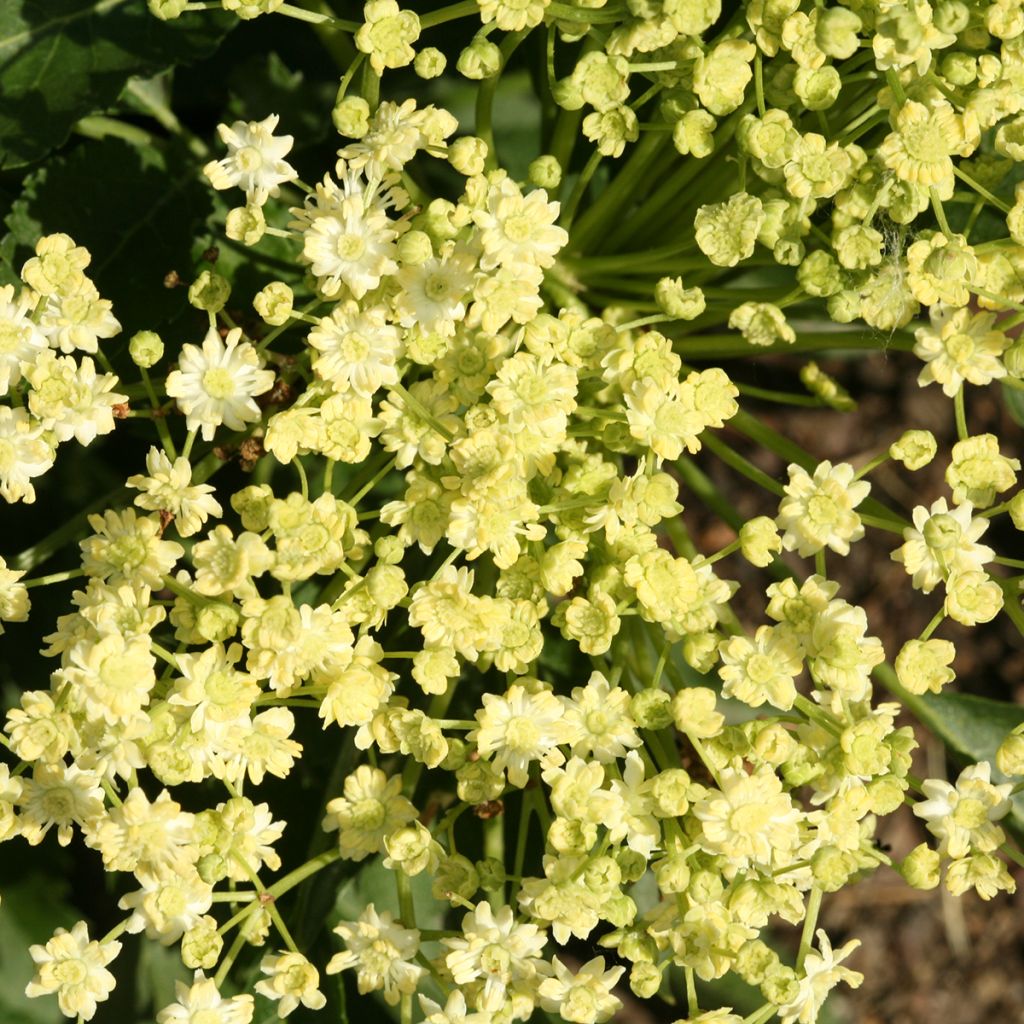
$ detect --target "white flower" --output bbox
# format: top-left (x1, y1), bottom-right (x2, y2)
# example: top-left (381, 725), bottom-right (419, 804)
top-left (24, 351), bottom-right (126, 445)
top-left (538, 956), bottom-right (624, 1024)
top-left (326, 904), bottom-right (424, 1005)
top-left (308, 299), bottom-right (401, 395)
top-left (166, 327), bottom-right (275, 441)
top-left (443, 902), bottom-right (548, 1013)
top-left (298, 168), bottom-right (400, 299)
top-left (0, 283), bottom-right (47, 394)
top-left (38, 280), bottom-right (121, 354)
top-left (913, 761), bottom-right (1013, 858)
top-left (394, 243), bottom-right (476, 337)
top-left (472, 684), bottom-right (570, 787)
top-left (203, 114), bottom-right (297, 205)
top-left (777, 930), bottom-right (863, 1024)
top-left (559, 670), bottom-right (641, 762)
top-left (127, 447), bottom-right (223, 536)
top-left (0, 405), bottom-right (54, 503)
top-left (118, 870), bottom-right (214, 944)
top-left (472, 177), bottom-right (567, 271)
top-left (157, 971), bottom-right (254, 1024)
top-left (255, 951), bottom-right (327, 1018)
top-left (25, 920), bottom-right (121, 1021)
top-left (892, 497), bottom-right (995, 593)
top-left (776, 461), bottom-right (870, 557)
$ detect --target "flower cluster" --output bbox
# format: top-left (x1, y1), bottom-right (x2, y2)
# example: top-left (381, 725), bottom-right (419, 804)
top-left (4, 0), bottom-right (1024, 1022)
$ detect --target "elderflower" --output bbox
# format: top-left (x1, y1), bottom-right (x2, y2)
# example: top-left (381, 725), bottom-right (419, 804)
top-left (165, 327), bottom-right (275, 441)
top-left (914, 306), bottom-right (1010, 395)
top-left (25, 921), bottom-right (120, 1021)
top-left (203, 114), bottom-right (297, 205)
top-left (776, 461), bottom-right (870, 557)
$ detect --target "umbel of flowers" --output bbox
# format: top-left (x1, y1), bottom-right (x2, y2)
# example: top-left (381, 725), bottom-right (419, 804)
top-left (1, 0), bottom-right (1024, 1022)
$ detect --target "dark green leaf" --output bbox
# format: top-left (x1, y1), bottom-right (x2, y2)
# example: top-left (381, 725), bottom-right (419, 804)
top-left (0, 0), bottom-right (232, 169)
top-left (1002, 381), bottom-right (1024, 428)
top-left (2, 135), bottom-right (213, 338)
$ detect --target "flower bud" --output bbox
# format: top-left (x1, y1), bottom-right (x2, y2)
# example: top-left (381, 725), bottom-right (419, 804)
top-left (900, 842), bottom-right (941, 889)
top-left (397, 230), bottom-right (433, 266)
top-left (432, 854), bottom-right (479, 903)
top-left (188, 269), bottom-right (230, 313)
top-left (254, 281), bottom-right (293, 326)
top-left (129, 330), bottom-right (164, 368)
top-left (996, 726), bottom-right (1024, 776)
top-left (671, 686), bottom-right (724, 738)
top-left (890, 429), bottom-right (937, 470)
top-left (225, 203), bottom-right (266, 245)
top-left (332, 95), bottom-right (370, 138)
top-left (630, 689), bottom-right (673, 730)
top-left (181, 916), bottom-right (223, 969)
top-left (476, 856), bottom-right (507, 892)
top-left (528, 156), bottom-right (562, 190)
top-left (414, 47), bottom-right (446, 78)
top-left (149, 0), bottom-right (188, 18)
top-left (655, 276), bottom-right (706, 320)
top-left (629, 961), bottom-right (662, 999)
top-left (457, 37), bottom-right (501, 80)
top-left (449, 136), bottom-right (488, 176)
top-left (740, 515), bottom-right (782, 567)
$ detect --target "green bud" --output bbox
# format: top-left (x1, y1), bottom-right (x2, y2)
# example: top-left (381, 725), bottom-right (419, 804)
top-left (735, 939), bottom-right (779, 986)
top-left (397, 230), bottom-right (433, 266)
top-left (180, 918), bottom-right (223, 970)
top-left (615, 848), bottom-right (648, 883)
top-left (900, 842), bottom-right (941, 889)
top-left (890, 429), bottom-right (937, 470)
top-left (655, 276), bottom-right (706, 320)
top-left (1009, 491), bottom-right (1024, 531)
top-left (129, 330), bottom-right (164, 368)
top-left (653, 852), bottom-right (691, 893)
top-left (602, 893), bottom-right (636, 928)
top-left (196, 602), bottom-right (240, 644)
top-left (811, 846), bottom-right (855, 892)
top-left (996, 726), bottom-right (1024, 776)
top-left (188, 269), bottom-right (230, 313)
top-left (476, 857), bottom-right (506, 892)
top-left (528, 156), bottom-right (562, 190)
top-left (196, 853), bottom-right (228, 885)
top-left (414, 47), bottom-right (446, 79)
top-left (253, 281), bottom-right (293, 326)
top-left (457, 37), bottom-right (501, 80)
top-left (449, 136), bottom-right (489, 176)
top-left (432, 854), bottom-right (479, 903)
top-left (630, 688), bottom-right (673, 730)
top-left (332, 95), bottom-right (370, 138)
top-left (629, 961), bottom-right (662, 999)
top-left (762, 965), bottom-right (800, 1006)
top-left (148, 0), bottom-right (188, 18)
top-left (225, 204), bottom-right (265, 246)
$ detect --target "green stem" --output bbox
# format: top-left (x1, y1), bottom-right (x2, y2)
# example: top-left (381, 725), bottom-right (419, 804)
top-left (796, 888), bottom-right (823, 971)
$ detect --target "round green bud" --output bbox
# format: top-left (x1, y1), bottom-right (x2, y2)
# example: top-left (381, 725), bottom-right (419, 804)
top-left (682, 630), bottom-right (719, 673)
top-left (934, 0), bottom-right (970, 33)
top-left (332, 95), bottom-right (370, 138)
top-left (397, 229), bottom-right (434, 266)
top-left (740, 515), bottom-right (782, 567)
top-left (253, 281), bottom-right (293, 326)
top-left (602, 893), bottom-right (636, 928)
top-left (1010, 491), bottom-right (1024, 531)
top-left (900, 842), bottom-right (941, 889)
top-left (996, 727), bottom-right (1024, 776)
top-left (890, 429), bottom-right (937, 470)
top-left (629, 962), bottom-right (662, 999)
top-left (941, 51), bottom-right (977, 86)
top-left (196, 852), bottom-right (229, 885)
top-left (761, 965), bottom-right (800, 1006)
top-left (654, 852), bottom-right (691, 893)
top-left (374, 535), bottom-right (405, 565)
top-left (866, 776), bottom-right (908, 815)
top-left (456, 759), bottom-right (504, 804)
top-left (826, 288), bottom-right (862, 323)
top-left (440, 737), bottom-right (468, 772)
top-left (476, 857), bottom-right (506, 892)
top-left (129, 330), bottom-right (164, 368)
top-left (811, 846), bottom-right (855, 892)
top-left (1003, 337), bottom-right (1024, 378)
top-left (432, 853), bottom-right (479, 903)
top-left (181, 918), bottom-right (223, 970)
top-left (188, 269), bottom-right (230, 313)
top-left (615, 848), bottom-right (648, 884)
top-left (798, 249), bottom-right (843, 297)
top-left (671, 686), bottom-right (724, 738)
top-left (630, 688), bottom-right (673, 730)
top-left (225, 203), bottom-right (265, 246)
top-left (687, 868), bottom-right (724, 904)
top-left (528, 155), bottom-right (562, 191)
top-left (196, 602), bottom-right (241, 644)
top-left (414, 46), bottom-right (446, 78)
top-left (650, 768), bottom-right (692, 817)
top-left (615, 929), bottom-right (657, 964)
top-left (449, 135), bottom-right (489, 176)
top-left (416, 198), bottom-right (459, 242)
top-left (655, 275), bottom-right (706, 320)
top-left (794, 66), bottom-right (841, 110)
top-left (457, 37), bottom-right (501, 80)
top-left (815, 6), bottom-right (862, 58)
top-left (735, 939), bottom-right (779, 986)
top-left (148, 0), bottom-right (188, 18)
top-left (752, 722), bottom-right (798, 765)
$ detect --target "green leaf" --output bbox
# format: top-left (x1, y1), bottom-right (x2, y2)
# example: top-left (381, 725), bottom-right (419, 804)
top-left (915, 690), bottom-right (1024, 829)
top-left (0, 0), bottom-right (232, 169)
top-left (1002, 381), bottom-right (1024, 428)
top-left (3, 135), bottom-right (213, 337)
